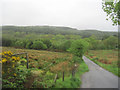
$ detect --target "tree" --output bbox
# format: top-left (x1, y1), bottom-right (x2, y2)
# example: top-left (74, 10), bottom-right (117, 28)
top-left (102, 0), bottom-right (120, 25)
top-left (2, 38), bottom-right (12, 46)
top-left (41, 39), bottom-right (52, 49)
top-left (59, 40), bottom-right (72, 51)
top-left (31, 41), bottom-right (47, 50)
top-left (68, 39), bottom-right (89, 58)
top-left (26, 41), bottom-right (33, 49)
top-left (84, 35), bottom-right (98, 50)
top-left (14, 40), bottom-right (25, 48)
top-left (103, 36), bottom-right (118, 49)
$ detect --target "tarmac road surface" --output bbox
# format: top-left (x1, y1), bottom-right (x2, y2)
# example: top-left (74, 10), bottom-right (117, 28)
top-left (81, 56), bottom-right (119, 88)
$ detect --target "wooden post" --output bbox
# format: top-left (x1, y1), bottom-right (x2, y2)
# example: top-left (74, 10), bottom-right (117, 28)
top-left (54, 74), bottom-right (58, 83)
top-left (74, 71), bottom-right (75, 77)
top-left (72, 64), bottom-right (77, 77)
top-left (72, 68), bottom-right (76, 78)
top-left (26, 53), bottom-right (29, 69)
top-left (63, 71), bottom-right (64, 81)
top-left (72, 70), bottom-right (74, 77)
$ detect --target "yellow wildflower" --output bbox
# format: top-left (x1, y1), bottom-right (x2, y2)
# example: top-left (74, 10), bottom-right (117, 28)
top-left (17, 57), bottom-right (20, 60)
top-left (8, 51), bottom-right (13, 55)
top-left (0, 61), bottom-right (2, 63)
top-left (14, 73), bottom-right (17, 76)
top-left (2, 58), bottom-right (7, 63)
top-left (12, 56), bottom-right (16, 60)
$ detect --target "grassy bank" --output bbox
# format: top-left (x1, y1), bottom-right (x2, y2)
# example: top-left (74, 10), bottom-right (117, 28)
top-left (53, 60), bottom-right (89, 88)
top-left (2, 47), bottom-right (89, 88)
top-left (86, 50), bottom-right (119, 77)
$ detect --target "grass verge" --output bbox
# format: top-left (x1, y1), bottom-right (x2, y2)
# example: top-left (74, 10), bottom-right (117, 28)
top-left (53, 60), bottom-right (89, 88)
top-left (86, 56), bottom-right (120, 77)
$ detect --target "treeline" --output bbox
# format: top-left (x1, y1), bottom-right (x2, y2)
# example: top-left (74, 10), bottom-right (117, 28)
top-left (2, 38), bottom-right (71, 52)
top-left (2, 26), bottom-right (118, 39)
top-left (2, 35), bottom-right (118, 51)
top-left (2, 26), bottom-right (118, 51)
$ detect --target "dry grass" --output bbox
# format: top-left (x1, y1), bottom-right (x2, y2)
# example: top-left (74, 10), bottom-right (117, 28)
top-left (2, 47), bottom-right (73, 72)
top-left (87, 50), bottom-right (118, 65)
top-left (86, 49), bottom-right (119, 77)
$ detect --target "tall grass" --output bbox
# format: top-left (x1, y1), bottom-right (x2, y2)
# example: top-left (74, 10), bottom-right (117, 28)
top-left (53, 60), bottom-right (89, 88)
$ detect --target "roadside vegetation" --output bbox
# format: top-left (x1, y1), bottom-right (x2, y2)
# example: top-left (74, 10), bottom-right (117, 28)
top-left (1, 26), bottom-right (119, 88)
top-left (86, 50), bottom-right (119, 77)
top-left (2, 46), bottom-right (89, 88)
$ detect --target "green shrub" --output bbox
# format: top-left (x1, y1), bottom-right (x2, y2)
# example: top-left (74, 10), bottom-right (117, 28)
top-left (71, 56), bottom-right (83, 63)
top-left (103, 36), bottom-right (118, 49)
top-left (42, 39), bottom-right (52, 49)
top-left (68, 39), bottom-right (89, 58)
top-left (14, 40), bottom-right (26, 48)
top-left (26, 41), bottom-right (33, 49)
top-left (31, 40), bottom-right (47, 50)
top-left (59, 40), bottom-right (72, 51)
top-left (50, 43), bottom-right (59, 51)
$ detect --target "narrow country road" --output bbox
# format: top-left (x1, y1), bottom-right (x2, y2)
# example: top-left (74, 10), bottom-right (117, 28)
top-left (81, 56), bottom-right (119, 88)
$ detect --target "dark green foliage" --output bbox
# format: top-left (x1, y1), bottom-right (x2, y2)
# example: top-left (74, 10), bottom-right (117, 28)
top-left (103, 36), bottom-right (118, 49)
top-left (71, 56), bottom-right (83, 63)
top-left (2, 26), bottom-right (118, 40)
top-left (50, 43), bottom-right (58, 50)
top-left (84, 35), bottom-right (98, 50)
top-left (42, 39), bottom-right (52, 49)
top-left (2, 38), bottom-right (12, 46)
top-left (31, 40), bottom-right (47, 50)
top-left (84, 35), bottom-right (118, 50)
top-left (59, 40), bottom-right (72, 51)
top-left (68, 39), bottom-right (89, 57)
top-left (58, 40), bottom-right (72, 51)
top-left (14, 40), bottom-right (26, 48)
top-left (96, 41), bottom-right (106, 50)
top-left (26, 41), bottom-right (33, 49)
top-left (2, 26), bottom-right (118, 51)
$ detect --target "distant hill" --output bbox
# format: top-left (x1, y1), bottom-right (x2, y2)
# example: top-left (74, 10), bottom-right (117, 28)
top-left (2, 26), bottom-right (118, 39)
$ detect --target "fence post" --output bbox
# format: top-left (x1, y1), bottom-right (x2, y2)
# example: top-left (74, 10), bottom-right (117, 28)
top-left (26, 53), bottom-right (29, 69)
top-left (63, 71), bottom-right (64, 81)
top-left (54, 74), bottom-right (58, 83)
top-left (72, 64), bottom-right (77, 77)
top-left (74, 70), bottom-right (75, 77)
top-left (72, 70), bottom-right (74, 78)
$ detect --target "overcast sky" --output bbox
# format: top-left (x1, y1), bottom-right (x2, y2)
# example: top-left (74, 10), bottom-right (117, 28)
top-left (1, 0), bottom-right (118, 31)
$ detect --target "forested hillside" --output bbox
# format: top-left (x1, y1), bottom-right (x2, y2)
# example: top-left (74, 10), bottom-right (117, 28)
top-left (2, 26), bottom-right (118, 39)
top-left (2, 25), bottom-right (118, 51)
